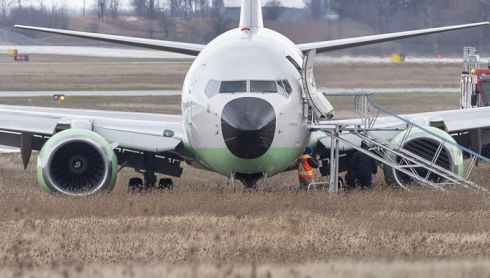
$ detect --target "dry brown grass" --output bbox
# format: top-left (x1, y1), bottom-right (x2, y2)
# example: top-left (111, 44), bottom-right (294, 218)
top-left (0, 152), bottom-right (490, 277)
top-left (1, 58), bottom-right (490, 277)
top-left (0, 54), bottom-right (461, 91)
top-left (315, 62), bottom-right (462, 89)
top-left (0, 55), bottom-right (191, 91)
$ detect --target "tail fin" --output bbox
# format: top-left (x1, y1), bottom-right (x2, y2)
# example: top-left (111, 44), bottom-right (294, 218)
top-left (239, 0), bottom-right (263, 29)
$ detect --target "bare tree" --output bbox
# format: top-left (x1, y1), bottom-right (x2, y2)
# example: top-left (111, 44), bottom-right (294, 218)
top-left (306, 0), bottom-right (324, 20)
top-left (15, 0), bottom-right (25, 10)
top-left (49, 0), bottom-right (69, 29)
top-left (170, 0), bottom-right (184, 17)
top-left (158, 9), bottom-right (175, 38)
top-left (0, 0), bottom-right (10, 19)
top-left (148, 0), bottom-right (158, 19)
top-left (184, 0), bottom-right (194, 17)
top-left (36, 0), bottom-right (45, 13)
top-left (210, 0), bottom-right (229, 37)
top-left (108, 0), bottom-right (121, 20)
top-left (131, 0), bottom-right (160, 19)
top-left (197, 0), bottom-right (208, 18)
top-left (97, 0), bottom-right (106, 20)
top-left (263, 0), bottom-right (284, 20)
top-left (132, 0), bottom-right (146, 17)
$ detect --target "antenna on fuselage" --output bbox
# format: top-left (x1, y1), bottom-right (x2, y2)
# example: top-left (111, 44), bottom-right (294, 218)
top-left (239, 0), bottom-right (264, 30)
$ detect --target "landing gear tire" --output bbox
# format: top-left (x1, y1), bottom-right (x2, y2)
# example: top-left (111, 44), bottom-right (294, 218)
top-left (338, 177), bottom-right (344, 190)
top-left (128, 177), bottom-right (143, 191)
top-left (157, 178), bottom-right (173, 190)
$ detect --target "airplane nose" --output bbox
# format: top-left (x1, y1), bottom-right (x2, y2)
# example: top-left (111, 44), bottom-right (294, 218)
top-left (221, 97), bottom-right (276, 159)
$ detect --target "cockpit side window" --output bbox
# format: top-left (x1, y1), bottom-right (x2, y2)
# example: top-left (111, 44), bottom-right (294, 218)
top-left (277, 80), bottom-right (292, 97)
top-left (250, 81), bottom-right (277, 93)
top-left (205, 79), bottom-right (220, 98)
top-left (220, 81), bottom-right (247, 93)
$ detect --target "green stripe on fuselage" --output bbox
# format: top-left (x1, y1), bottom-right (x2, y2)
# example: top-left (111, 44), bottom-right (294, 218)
top-left (193, 147), bottom-right (303, 176)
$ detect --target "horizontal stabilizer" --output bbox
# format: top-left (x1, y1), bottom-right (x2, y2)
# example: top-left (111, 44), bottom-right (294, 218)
top-left (15, 25), bottom-right (205, 56)
top-left (298, 22), bottom-right (489, 54)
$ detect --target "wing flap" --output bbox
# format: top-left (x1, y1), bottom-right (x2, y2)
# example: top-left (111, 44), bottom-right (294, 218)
top-left (436, 108), bottom-right (490, 132)
top-left (15, 25), bottom-right (205, 56)
top-left (298, 22), bottom-right (489, 54)
top-left (0, 105), bottom-right (185, 154)
top-left (0, 114), bottom-right (58, 135)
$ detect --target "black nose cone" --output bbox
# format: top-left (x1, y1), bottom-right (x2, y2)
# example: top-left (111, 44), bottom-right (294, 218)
top-left (221, 97), bottom-right (276, 159)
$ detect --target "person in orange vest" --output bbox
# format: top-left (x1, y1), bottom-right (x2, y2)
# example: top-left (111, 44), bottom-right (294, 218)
top-left (298, 146), bottom-right (320, 190)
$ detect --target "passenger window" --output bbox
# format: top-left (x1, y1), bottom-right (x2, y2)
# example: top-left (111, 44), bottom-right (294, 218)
top-left (205, 79), bottom-right (220, 98)
top-left (220, 81), bottom-right (247, 93)
top-left (250, 81), bottom-right (277, 93)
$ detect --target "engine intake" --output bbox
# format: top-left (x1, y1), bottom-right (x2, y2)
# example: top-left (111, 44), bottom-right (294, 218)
top-left (37, 129), bottom-right (117, 196)
top-left (383, 126), bottom-right (463, 187)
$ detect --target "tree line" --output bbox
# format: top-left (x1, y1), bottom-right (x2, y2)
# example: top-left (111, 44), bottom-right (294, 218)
top-left (2, 0), bottom-right (490, 53)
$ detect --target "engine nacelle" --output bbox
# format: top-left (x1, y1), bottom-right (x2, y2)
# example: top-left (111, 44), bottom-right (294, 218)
top-left (383, 126), bottom-right (463, 187)
top-left (37, 129), bottom-right (118, 196)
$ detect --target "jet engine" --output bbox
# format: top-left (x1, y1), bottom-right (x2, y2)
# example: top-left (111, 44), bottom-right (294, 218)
top-left (37, 129), bottom-right (118, 196)
top-left (383, 126), bottom-right (463, 187)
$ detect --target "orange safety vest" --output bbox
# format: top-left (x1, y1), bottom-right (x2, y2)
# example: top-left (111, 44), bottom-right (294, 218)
top-left (298, 154), bottom-right (314, 178)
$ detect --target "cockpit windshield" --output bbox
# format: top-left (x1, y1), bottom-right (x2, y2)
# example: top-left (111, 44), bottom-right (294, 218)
top-left (220, 81), bottom-right (247, 93)
top-left (250, 81), bottom-right (277, 93)
top-left (205, 79), bottom-right (292, 98)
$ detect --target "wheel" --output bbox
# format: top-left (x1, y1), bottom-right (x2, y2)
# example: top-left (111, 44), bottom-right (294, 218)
top-left (128, 177), bottom-right (143, 191)
top-left (338, 177), bottom-right (344, 189)
top-left (157, 178), bottom-right (173, 190)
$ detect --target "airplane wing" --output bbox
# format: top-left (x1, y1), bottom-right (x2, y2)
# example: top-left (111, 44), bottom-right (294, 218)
top-left (14, 25), bottom-right (205, 56)
top-left (297, 22), bottom-right (489, 54)
top-left (315, 104), bottom-right (490, 152)
top-left (0, 105), bottom-right (186, 154)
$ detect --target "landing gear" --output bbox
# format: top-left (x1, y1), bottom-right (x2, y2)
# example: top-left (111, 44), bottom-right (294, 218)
top-left (235, 173), bottom-right (262, 191)
top-left (128, 174), bottom-right (173, 191)
top-left (128, 177), bottom-right (143, 189)
top-left (127, 152), bottom-right (174, 192)
top-left (158, 178), bottom-right (173, 189)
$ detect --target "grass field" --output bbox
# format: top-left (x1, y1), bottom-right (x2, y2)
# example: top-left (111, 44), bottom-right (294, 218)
top-left (1, 55), bottom-right (490, 277)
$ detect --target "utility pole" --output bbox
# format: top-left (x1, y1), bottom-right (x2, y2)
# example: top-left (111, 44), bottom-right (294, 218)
top-left (83, 0), bottom-right (86, 16)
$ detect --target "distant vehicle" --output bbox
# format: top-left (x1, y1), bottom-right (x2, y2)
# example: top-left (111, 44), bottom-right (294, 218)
top-left (460, 46), bottom-right (490, 156)
top-left (461, 46), bottom-right (490, 108)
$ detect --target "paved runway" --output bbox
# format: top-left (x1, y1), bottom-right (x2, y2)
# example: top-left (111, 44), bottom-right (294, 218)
top-left (0, 90), bottom-right (181, 97)
top-left (320, 87), bottom-right (460, 93)
top-left (0, 46), bottom-right (193, 59)
top-left (0, 87), bottom-right (459, 98)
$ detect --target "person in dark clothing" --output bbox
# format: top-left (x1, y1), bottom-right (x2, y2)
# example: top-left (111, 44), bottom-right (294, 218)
top-left (347, 141), bottom-right (378, 189)
top-left (298, 146), bottom-right (320, 190)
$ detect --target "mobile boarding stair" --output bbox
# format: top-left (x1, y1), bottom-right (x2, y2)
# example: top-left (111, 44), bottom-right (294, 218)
top-left (310, 93), bottom-right (490, 192)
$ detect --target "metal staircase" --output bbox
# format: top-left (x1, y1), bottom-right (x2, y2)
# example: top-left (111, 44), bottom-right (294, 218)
top-left (311, 93), bottom-right (490, 192)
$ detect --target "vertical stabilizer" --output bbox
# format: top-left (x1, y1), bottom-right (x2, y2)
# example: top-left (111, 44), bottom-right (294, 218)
top-left (239, 0), bottom-right (264, 29)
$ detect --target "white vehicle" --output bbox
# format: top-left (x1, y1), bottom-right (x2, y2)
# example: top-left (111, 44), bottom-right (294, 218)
top-left (2, 0), bottom-right (489, 194)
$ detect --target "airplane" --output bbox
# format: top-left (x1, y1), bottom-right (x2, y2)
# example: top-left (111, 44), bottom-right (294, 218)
top-left (1, 0), bottom-right (489, 195)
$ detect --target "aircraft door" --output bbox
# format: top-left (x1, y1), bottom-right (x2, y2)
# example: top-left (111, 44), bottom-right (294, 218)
top-left (190, 64), bottom-right (206, 118)
top-left (301, 49), bottom-right (334, 120)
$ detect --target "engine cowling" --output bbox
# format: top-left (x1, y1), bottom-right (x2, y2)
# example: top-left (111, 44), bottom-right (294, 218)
top-left (37, 129), bottom-right (118, 196)
top-left (383, 126), bottom-right (463, 187)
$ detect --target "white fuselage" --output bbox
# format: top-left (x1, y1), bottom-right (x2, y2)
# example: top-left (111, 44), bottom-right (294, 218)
top-left (181, 27), bottom-right (310, 177)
